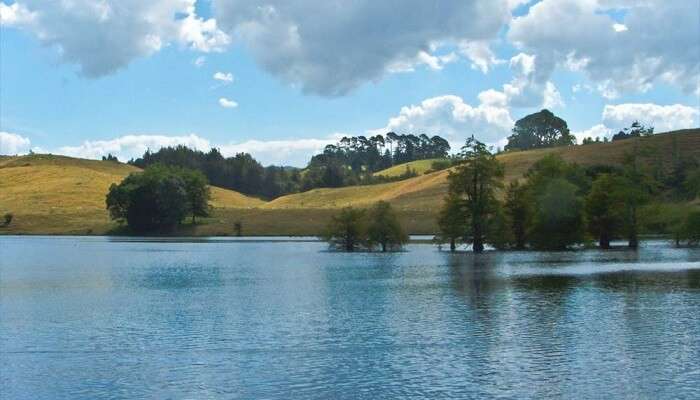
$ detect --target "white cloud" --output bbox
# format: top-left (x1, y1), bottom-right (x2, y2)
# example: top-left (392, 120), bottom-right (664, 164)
top-left (213, 71), bottom-right (234, 84)
top-left (387, 51), bottom-right (458, 74)
top-left (3, 0), bottom-right (229, 77)
top-left (509, 0), bottom-right (700, 96)
top-left (219, 134), bottom-right (343, 166)
top-left (55, 134), bottom-right (211, 161)
top-left (459, 41), bottom-right (505, 73)
top-left (372, 95), bottom-right (514, 145)
top-left (0, 131), bottom-right (32, 155)
top-left (602, 103), bottom-right (700, 132)
top-left (572, 124), bottom-right (612, 143)
top-left (193, 56), bottom-right (206, 68)
top-left (213, 0), bottom-right (514, 96)
top-left (478, 53), bottom-right (564, 109)
top-left (218, 97), bottom-right (238, 108)
top-left (0, 2), bottom-right (34, 26)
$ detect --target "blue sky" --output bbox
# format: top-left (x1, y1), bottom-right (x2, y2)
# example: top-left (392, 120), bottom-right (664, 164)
top-left (1, 0), bottom-right (698, 166)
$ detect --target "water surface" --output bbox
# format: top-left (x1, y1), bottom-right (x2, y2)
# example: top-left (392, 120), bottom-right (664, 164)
top-left (1, 236), bottom-right (699, 399)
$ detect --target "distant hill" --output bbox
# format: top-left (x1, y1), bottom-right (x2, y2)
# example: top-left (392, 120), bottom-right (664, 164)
top-left (373, 158), bottom-right (444, 177)
top-left (1, 128), bottom-right (698, 235)
top-left (0, 154), bottom-right (263, 234)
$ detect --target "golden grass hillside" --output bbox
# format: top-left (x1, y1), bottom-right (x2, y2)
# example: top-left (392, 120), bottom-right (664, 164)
top-left (266, 129), bottom-right (700, 211)
top-left (373, 158), bottom-right (443, 177)
top-left (0, 154), bottom-right (263, 234)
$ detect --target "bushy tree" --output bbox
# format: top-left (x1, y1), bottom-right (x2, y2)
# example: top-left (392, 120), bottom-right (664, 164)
top-left (436, 194), bottom-right (466, 252)
top-left (322, 207), bottom-right (367, 252)
top-left (504, 181), bottom-right (531, 250)
top-left (505, 109), bottom-right (575, 151)
top-left (446, 136), bottom-right (504, 252)
top-left (585, 174), bottom-right (626, 249)
top-left (179, 168), bottom-right (210, 224)
top-left (612, 121), bottom-right (654, 141)
top-left (673, 210), bottom-right (700, 247)
top-left (367, 201), bottom-right (408, 252)
top-left (530, 178), bottom-right (585, 250)
top-left (106, 165), bottom-right (211, 233)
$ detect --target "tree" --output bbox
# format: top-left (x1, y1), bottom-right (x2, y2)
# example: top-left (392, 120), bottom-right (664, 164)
top-left (106, 165), bottom-right (209, 233)
top-left (612, 121), bottom-right (653, 141)
top-left (620, 143), bottom-right (656, 248)
top-left (446, 136), bottom-right (504, 252)
top-left (233, 221), bottom-right (243, 237)
top-left (673, 210), bottom-right (700, 247)
top-left (366, 201), bottom-right (408, 252)
top-left (322, 207), bottom-right (367, 252)
top-left (2, 213), bottom-right (12, 226)
top-left (102, 153), bottom-right (119, 162)
top-left (179, 168), bottom-right (210, 224)
top-left (436, 194), bottom-right (466, 252)
top-left (505, 109), bottom-right (575, 151)
top-left (585, 174), bottom-right (626, 249)
top-left (530, 179), bottom-right (585, 250)
top-left (504, 181), bottom-right (531, 250)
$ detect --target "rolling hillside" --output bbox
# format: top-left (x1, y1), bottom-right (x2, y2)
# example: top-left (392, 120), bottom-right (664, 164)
top-left (1, 128), bottom-right (698, 235)
top-left (267, 129), bottom-right (700, 211)
top-left (0, 154), bottom-right (263, 234)
top-left (373, 158), bottom-right (443, 177)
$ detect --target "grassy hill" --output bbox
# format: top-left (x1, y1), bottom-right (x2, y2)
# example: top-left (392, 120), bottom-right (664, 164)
top-left (1, 129), bottom-right (698, 235)
top-left (373, 158), bottom-right (443, 177)
top-left (0, 154), bottom-right (263, 234)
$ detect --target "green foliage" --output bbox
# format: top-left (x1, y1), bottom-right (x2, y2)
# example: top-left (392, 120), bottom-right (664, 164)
top-left (366, 201), bottom-right (409, 252)
top-left (488, 205), bottom-right (514, 250)
top-left (530, 178), bottom-right (585, 250)
top-left (504, 181), bottom-right (531, 249)
top-left (505, 109), bottom-right (575, 151)
top-left (101, 153), bottom-right (119, 162)
top-left (106, 164), bottom-right (211, 233)
top-left (436, 194), bottom-right (466, 251)
top-left (322, 207), bottom-right (368, 252)
top-left (585, 174), bottom-right (626, 248)
top-left (446, 136), bottom-right (504, 252)
top-left (428, 159), bottom-right (454, 173)
top-left (673, 210), bottom-right (700, 247)
top-left (2, 213), bottom-right (13, 226)
top-left (612, 121), bottom-right (654, 141)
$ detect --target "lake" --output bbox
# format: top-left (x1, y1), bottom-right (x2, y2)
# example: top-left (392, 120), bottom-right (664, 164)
top-left (1, 236), bottom-right (699, 399)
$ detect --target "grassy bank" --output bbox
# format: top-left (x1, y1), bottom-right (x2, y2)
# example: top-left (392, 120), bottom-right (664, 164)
top-left (1, 129), bottom-right (698, 236)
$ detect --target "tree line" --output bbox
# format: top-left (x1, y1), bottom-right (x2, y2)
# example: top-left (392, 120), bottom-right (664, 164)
top-left (436, 135), bottom-right (700, 252)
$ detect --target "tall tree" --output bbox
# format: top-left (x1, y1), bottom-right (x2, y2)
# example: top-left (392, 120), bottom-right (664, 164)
top-left (446, 136), bottom-right (504, 252)
top-left (612, 121), bottom-right (654, 141)
top-left (436, 194), bottom-right (466, 252)
top-left (529, 178), bottom-right (585, 250)
top-left (504, 180), bottom-right (531, 250)
top-left (367, 201), bottom-right (408, 252)
top-left (585, 174), bottom-right (625, 249)
top-left (322, 207), bottom-right (367, 252)
top-left (620, 142), bottom-right (656, 249)
top-left (505, 109), bottom-right (575, 151)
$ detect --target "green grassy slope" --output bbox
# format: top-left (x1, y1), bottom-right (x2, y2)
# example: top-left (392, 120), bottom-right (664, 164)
top-left (1, 129), bottom-right (698, 235)
top-left (373, 158), bottom-right (444, 177)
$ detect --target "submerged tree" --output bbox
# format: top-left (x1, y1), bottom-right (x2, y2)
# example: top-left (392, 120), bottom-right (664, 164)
top-left (322, 207), bottom-right (367, 252)
top-left (530, 178), bottom-right (585, 250)
top-left (367, 201), bottom-right (408, 252)
top-left (585, 174), bottom-right (626, 249)
top-left (445, 136), bottom-right (504, 252)
top-left (504, 181), bottom-right (531, 250)
top-left (436, 194), bottom-right (466, 252)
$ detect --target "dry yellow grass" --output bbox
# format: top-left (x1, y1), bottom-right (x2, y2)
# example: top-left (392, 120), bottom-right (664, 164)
top-left (373, 158), bottom-right (443, 177)
top-left (0, 154), bottom-right (264, 234)
top-left (266, 129), bottom-right (700, 211)
top-left (1, 129), bottom-right (698, 235)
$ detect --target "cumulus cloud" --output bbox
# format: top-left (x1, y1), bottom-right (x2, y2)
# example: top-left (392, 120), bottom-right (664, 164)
top-left (0, 131), bottom-right (32, 154)
top-left (218, 97), bottom-right (238, 108)
top-left (55, 134), bottom-right (211, 161)
top-left (459, 41), bottom-right (505, 74)
top-left (213, 71), bottom-right (234, 84)
top-left (219, 135), bottom-right (343, 166)
top-left (509, 0), bottom-right (700, 96)
top-left (372, 95), bottom-right (514, 146)
top-left (602, 103), bottom-right (700, 132)
top-left (573, 103), bottom-right (699, 143)
top-left (477, 53), bottom-right (563, 109)
top-left (213, 0), bottom-right (514, 96)
top-left (2, 0), bottom-right (229, 77)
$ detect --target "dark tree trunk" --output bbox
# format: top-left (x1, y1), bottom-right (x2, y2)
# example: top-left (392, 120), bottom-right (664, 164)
top-left (381, 242), bottom-right (387, 252)
top-left (628, 206), bottom-right (638, 249)
top-left (450, 239), bottom-right (456, 252)
top-left (599, 231), bottom-right (611, 249)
